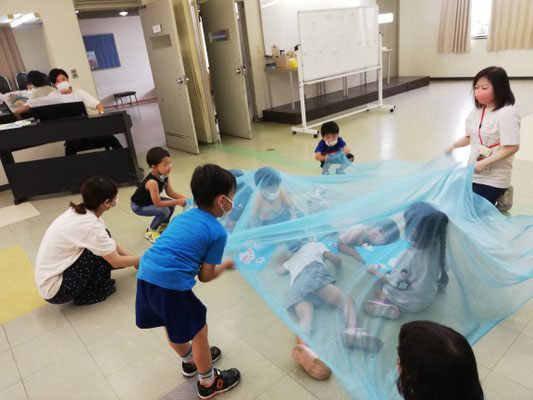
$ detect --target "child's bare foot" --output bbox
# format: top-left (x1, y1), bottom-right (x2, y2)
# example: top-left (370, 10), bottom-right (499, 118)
top-left (363, 299), bottom-right (400, 319)
top-left (291, 344), bottom-right (331, 380)
top-left (342, 327), bottom-right (383, 352)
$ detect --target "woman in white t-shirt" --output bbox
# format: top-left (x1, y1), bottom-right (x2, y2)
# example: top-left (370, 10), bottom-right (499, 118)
top-left (43, 68), bottom-right (122, 155)
top-left (35, 176), bottom-right (140, 305)
top-left (447, 66), bottom-right (520, 211)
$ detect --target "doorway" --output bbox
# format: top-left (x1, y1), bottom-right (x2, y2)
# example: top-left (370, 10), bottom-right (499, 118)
top-left (198, 0), bottom-right (252, 139)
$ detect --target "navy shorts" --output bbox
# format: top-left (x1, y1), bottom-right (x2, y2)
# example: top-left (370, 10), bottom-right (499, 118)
top-left (135, 279), bottom-right (207, 343)
top-left (472, 183), bottom-right (506, 205)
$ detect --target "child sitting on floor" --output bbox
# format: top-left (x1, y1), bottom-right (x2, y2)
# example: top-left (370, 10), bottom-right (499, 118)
top-left (130, 147), bottom-right (187, 243)
top-left (364, 202), bottom-right (449, 318)
top-left (250, 167), bottom-right (296, 227)
top-left (314, 121), bottom-right (354, 175)
top-left (277, 238), bottom-right (383, 380)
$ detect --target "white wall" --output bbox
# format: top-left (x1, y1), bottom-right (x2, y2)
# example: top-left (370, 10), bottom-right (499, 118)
top-left (0, 0), bottom-right (98, 96)
top-left (399, 0), bottom-right (533, 77)
top-left (11, 25), bottom-right (52, 76)
top-left (78, 16), bottom-right (156, 107)
top-left (0, 0), bottom-right (99, 186)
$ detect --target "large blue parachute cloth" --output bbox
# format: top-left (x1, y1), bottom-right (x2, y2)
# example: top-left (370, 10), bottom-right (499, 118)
top-left (214, 154), bottom-right (533, 399)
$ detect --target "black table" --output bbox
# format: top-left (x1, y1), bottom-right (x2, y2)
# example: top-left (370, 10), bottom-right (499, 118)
top-left (0, 111), bottom-right (143, 204)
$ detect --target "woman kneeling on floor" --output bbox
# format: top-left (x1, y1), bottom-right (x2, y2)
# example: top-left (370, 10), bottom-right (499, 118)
top-left (35, 176), bottom-right (140, 305)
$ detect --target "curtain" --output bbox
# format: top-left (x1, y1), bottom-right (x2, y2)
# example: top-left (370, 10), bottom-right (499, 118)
top-left (172, 0), bottom-right (218, 144)
top-left (438, 0), bottom-right (471, 53)
top-left (0, 27), bottom-right (26, 90)
top-left (488, 0), bottom-right (533, 51)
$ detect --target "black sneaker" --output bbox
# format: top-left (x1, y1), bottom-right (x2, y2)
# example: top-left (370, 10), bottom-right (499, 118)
top-left (197, 368), bottom-right (240, 399)
top-left (182, 346), bottom-right (222, 377)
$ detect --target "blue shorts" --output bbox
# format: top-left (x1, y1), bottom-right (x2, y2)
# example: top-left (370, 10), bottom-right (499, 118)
top-left (135, 279), bottom-right (206, 343)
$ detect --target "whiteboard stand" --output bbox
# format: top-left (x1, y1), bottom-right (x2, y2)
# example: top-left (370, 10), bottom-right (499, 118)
top-left (291, 31), bottom-right (395, 138)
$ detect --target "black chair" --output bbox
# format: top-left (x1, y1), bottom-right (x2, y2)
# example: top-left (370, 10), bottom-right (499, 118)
top-left (0, 75), bottom-right (11, 94)
top-left (15, 72), bottom-right (28, 90)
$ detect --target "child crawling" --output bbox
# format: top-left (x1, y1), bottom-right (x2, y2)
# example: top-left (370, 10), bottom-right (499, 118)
top-left (277, 238), bottom-right (382, 379)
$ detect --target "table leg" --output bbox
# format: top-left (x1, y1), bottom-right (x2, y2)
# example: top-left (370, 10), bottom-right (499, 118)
top-left (135, 94), bottom-right (139, 106)
top-left (266, 73), bottom-right (273, 109)
top-left (387, 51), bottom-right (391, 84)
top-left (289, 70), bottom-right (295, 110)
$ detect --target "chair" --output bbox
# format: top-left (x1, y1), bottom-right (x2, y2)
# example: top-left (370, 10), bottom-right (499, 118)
top-left (15, 72), bottom-right (28, 90)
top-left (0, 75), bottom-right (11, 94)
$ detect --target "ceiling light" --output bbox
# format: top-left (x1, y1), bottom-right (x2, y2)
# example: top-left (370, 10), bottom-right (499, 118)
top-left (119, 11), bottom-right (128, 16)
top-left (10, 13), bottom-right (36, 28)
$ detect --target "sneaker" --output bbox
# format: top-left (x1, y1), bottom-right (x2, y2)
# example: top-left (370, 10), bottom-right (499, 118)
top-left (197, 368), bottom-right (240, 399)
top-left (291, 344), bottom-right (331, 380)
top-left (496, 185), bottom-right (513, 212)
top-left (363, 299), bottom-right (400, 319)
top-left (157, 223), bottom-right (168, 234)
top-left (342, 327), bottom-right (383, 352)
top-left (182, 346), bottom-right (222, 377)
top-left (145, 228), bottom-right (160, 243)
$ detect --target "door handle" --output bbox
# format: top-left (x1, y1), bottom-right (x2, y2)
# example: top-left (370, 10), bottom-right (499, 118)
top-left (176, 76), bottom-right (189, 84)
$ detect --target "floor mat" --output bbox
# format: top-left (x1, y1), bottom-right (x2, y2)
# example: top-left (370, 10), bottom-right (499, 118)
top-left (0, 244), bottom-right (46, 323)
top-left (0, 202), bottom-right (40, 228)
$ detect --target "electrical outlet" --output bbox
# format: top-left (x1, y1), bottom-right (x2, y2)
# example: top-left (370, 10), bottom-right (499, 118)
top-left (71, 68), bottom-right (79, 78)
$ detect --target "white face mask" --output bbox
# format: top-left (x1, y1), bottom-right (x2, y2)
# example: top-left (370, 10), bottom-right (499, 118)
top-left (325, 139), bottom-right (338, 147)
top-left (220, 195), bottom-right (233, 218)
top-left (264, 190), bottom-right (280, 202)
top-left (56, 81), bottom-right (70, 92)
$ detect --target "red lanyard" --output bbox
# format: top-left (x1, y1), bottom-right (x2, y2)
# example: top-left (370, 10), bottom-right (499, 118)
top-left (477, 106), bottom-right (500, 148)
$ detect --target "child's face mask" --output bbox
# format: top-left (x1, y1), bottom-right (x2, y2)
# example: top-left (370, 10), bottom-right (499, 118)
top-left (325, 139), bottom-right (338, 147)
top-left (262, 189), bottom-right (280, 203)
top-left (220, 195), bottom-right (233, 218)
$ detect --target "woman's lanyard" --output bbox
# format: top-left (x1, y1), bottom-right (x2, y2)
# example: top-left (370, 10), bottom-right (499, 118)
top-left (477, 106), bottom-right (499, 148)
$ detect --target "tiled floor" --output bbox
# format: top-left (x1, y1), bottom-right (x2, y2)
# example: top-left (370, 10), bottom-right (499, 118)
top-left (2, 80), bottom-right (533, 399)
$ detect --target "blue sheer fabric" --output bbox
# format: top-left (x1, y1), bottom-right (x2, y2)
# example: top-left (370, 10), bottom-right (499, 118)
top-left (195, 154), bottom-right (533, 399)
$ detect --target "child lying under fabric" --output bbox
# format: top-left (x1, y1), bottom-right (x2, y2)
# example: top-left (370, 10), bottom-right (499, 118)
top-left (364, 202), bottom-right (449, 319)
top-left (276, 238), bottom-right (383, 380)
top-left (337, 217), bottom-right (401, 263)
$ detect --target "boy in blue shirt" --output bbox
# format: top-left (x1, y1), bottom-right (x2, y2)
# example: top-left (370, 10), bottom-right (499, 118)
top-left (314, 121), bottom-right (354, 175)
top-left (135, 164), bottom-right (240, 399)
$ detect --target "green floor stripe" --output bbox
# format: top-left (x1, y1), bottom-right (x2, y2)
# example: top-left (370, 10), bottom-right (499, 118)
top-left (207, 143), bottom-right (319, 173)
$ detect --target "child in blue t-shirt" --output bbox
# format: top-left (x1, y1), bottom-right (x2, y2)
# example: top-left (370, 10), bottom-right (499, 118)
top-left (314, 121), bottom-right (354, 175)
top-left (135, 164), bottom-right (240, 399)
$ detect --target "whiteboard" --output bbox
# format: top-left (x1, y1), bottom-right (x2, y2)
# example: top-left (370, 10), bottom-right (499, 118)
top-left (259, 0), bottom-right (374, 56)
top-left (297, 6), bottom-right (379, 82)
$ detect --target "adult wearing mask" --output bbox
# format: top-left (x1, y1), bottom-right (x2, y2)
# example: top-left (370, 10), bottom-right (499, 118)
top-left (35, 68), bottom-right (121, 155)
top-left (35, 176), bottom-right (140, 305)
top-left (46, 68), bottom-right (104, 114)
top-left (447, 66), bottom-right (520, 211)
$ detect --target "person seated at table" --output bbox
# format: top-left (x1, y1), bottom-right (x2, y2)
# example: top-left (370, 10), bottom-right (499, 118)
top-left (36, 68), bottom-right (105, 115)
top-left (14, 70), bottom-right (55, 119)
top-left (28, 68), bottom-right (121, 155)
